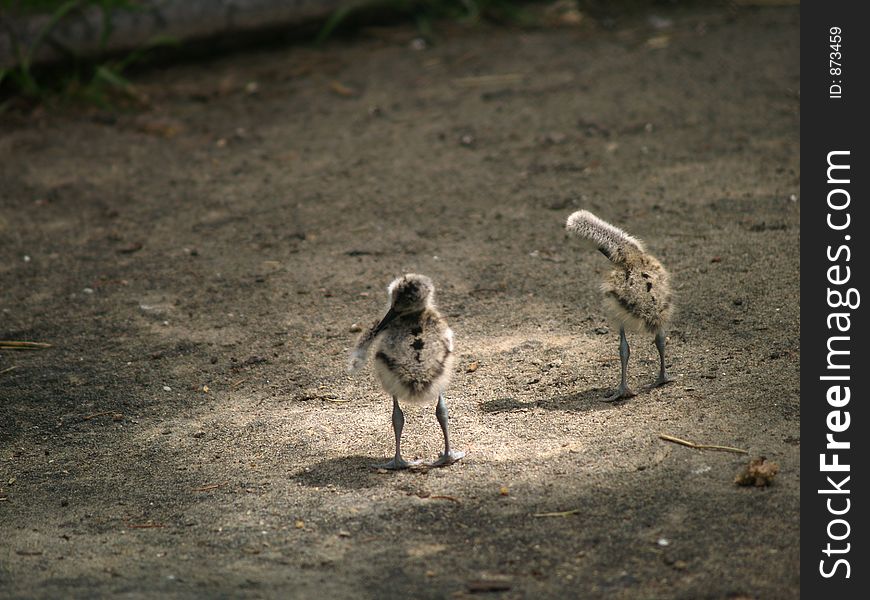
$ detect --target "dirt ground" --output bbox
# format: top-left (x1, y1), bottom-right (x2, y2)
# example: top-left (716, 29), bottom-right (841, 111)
top-left (0, 4), bottom-right (800, 599)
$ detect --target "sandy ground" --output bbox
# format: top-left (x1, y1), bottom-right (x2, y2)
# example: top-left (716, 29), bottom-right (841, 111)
top-left (0, 5), bottom-right (799, 599)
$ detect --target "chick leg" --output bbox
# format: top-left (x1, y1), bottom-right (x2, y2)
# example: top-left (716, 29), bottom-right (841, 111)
top-left (430, 393), bottom-right (465, 467)
top-left (653, 330), bottom-right (673, 387)
top-left (604, 326), bottom-right (636, 402)
top-left (375, 396), bottom-right (420, 469)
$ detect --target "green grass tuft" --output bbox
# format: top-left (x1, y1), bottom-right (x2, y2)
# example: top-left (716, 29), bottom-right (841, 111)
top-left (1, 0), bottom-right (173, 110)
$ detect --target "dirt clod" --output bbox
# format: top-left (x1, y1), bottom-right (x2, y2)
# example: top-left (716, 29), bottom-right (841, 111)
top-left (735, 457), bottom-right (780, 487)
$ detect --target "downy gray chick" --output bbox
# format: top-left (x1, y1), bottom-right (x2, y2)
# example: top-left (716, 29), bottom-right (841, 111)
top-left (350, 274), bottom-right (464, 468)
top-left (566, 210), bottom-right (674, 401)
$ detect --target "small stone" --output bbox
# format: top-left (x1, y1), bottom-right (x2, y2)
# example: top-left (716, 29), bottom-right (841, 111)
top-left (648, 15), bottom-right (673, 30)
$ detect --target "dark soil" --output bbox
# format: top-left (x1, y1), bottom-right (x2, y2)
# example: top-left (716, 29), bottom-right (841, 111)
top-left (1, 5), bottom-right (800, 599)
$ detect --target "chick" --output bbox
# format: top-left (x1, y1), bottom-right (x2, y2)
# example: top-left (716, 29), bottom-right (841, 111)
top-left (350, 274), bottom-right (464, 468)
top-left (566, 210), bottom-right (674, 400)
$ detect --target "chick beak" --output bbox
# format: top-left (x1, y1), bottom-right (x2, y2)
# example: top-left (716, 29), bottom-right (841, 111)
top-left (372, 307), bottom-right (397, 336)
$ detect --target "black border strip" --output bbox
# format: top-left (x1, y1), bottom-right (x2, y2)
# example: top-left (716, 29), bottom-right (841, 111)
top-left (801, 1), bottom-right (868, 596)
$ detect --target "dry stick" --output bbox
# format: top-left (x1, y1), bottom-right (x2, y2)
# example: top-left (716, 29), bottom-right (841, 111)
top-left (82, 411), bottom-right (114, 421)
top-left (452, 74), bottom-right (524, 87)
top-left (192, 483), bottom-right (225, 492)
top-left (0, 341), bottom-right (52, 349)
top-left (533, 509), bottom-right (581, 518)
top-left (0, 366), bottom-right (18, 376)
top-left (429, 495), bottom-right (461, 504)
top-left (659, 433), bottom-right (748, 455)
top-left (125, 522), bottom-right (166, 529)
top-left (665, 232), bottom-right (708, 238)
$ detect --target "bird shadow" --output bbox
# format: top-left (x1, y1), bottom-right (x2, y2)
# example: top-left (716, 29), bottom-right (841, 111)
top-left (292, 455), bottom-right (397, 490)
top-left (479, 387), bottom-right (625, 414)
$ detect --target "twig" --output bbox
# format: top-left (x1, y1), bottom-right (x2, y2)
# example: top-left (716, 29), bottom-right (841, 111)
top-left (533, 509), bottom-right (581, 518)
top-left (467, 579), bottom-right (512, 592)
top-left (452, 74), bottom-right (524, 87)
top-left (469, 287), bottom-right (507, 295)
top-left (0, 366), bottom-right (18, 376)
top-left (0, 341), bottom-right (52, 350)
top-left (124, 522), bottom-right (166, 529)
top-left (82, 411), bottom-right (114, 421)
top-left (192, 483), bottom-right (225, 492)
top-left (429, 495), bottom-right (461, 504)
top-left (329, 80), bottom-right (358, 97)
top-left (659, 433), bottom-right (748, 454)
top-left (323, 397), bottom-right (351, 403)
top-left (230, 377), bottom-right (249, 389)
